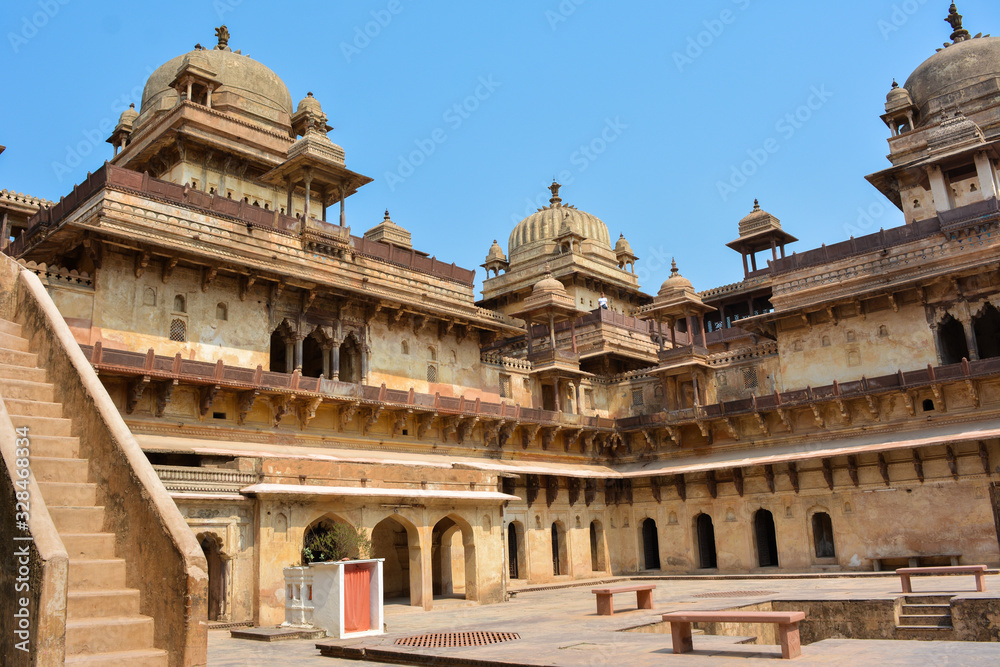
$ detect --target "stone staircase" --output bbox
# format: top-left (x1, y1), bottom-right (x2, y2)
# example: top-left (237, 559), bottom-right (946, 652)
top-left (0, 316), bottom-right (168, 666)
top-left (895, 594), bottom-right (954, 639)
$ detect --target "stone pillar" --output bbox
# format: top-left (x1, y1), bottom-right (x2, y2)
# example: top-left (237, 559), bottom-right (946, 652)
top-left (294, 335), bottom-right (304, 371)
top-left (186, 80), bottom-right (193, 102)
top-left (284, 338), bottom-right (294, 374)
top-left (286, 178), bottom-right (294, 216)
top-left (320, 187), bottom-right (328, 222)
top-left (927, 165), bottom-right (952, 212)
top-left (696, 313), bottom-right (707, 347)
top-left (741, 253), bottom-right (749, 278)
top-left (961, 315), bottom-right (979, 362)
top-left (206, 85), bottom-right (214, 108)
top-left (575, 383), bottom-right (581, 415)
top-left (750, 252), bottom-right (758, 271)
top-left (571, 320), bottom-right (578, 355)
top-left (340, 183), bottom-right (347, 227)
top-left (303, 170), bottom-right (313, 221)
top-left (770, 238), bottom-right (778, 262)
top-left (668, 318), bottom-right (676, 348)
top-left (525, 322), bottom-right (534, 355)
top-left (413, 525), bottom-right (433, 610)
top-left (361, 346), bottom-right (369, 384)
top-left (331, 344), bottom-right (341, 381)
top-left (548, 313), bottom-right (557, 350)
top-left (656, 320), bottom-right (665, 351)
top-left (975, 151), bottom-right (998, 201)
top-left (321, 343), bottom-right (332, 379)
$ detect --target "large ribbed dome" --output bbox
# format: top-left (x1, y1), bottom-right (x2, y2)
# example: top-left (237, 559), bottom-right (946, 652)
top-left (137, 44), bottom-right (294, 134)
top-left (904, 36), bottom-right (1000, 115)
top-left (508, 183), bottom-right (611, 259)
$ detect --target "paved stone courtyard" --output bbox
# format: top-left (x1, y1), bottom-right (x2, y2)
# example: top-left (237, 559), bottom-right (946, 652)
top-left (209, 573), bottom-right (1000, 665)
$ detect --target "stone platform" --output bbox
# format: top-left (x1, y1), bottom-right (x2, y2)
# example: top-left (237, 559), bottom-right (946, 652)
top-left (213, 573), bottom-right (1000, 665)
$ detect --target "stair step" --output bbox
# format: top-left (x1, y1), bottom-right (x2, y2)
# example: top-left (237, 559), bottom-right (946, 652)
top-left (903, 595), bottom-right (953, 604)
top-left (898, 614), bottom-right (952, 627)
top-left (69, 558), bottom-right (127, 590)
top-left (3, 397), bottom-right (64, 418)
top-left (0, 319), bottom-right (22, 337)
top-left (49, 506), bottom-right (105, 533)
top-left (0, 347), bottom-right (38, 367)
top-left (61, 533), bottom-right (116, 559)
top-left (37, 482), bottom-right (97, 506)
top-left (31, 456), bottom-right (89, 483)
top-left (6, 414), bottom-right (73, 436)
top-left (65, 616), bottom-right (155, 655)
top-left (0, 377), bottom-right (55, 401)
top-left (0, 330), bottom-right (30, 351)
top-left (30, 435), bottom-right (81, 458)
top-left (64, 648), bottom-right (168, 667)
top-left (0, 361), bottom-right (46, 382)
top-left (67, 589), bottom-right (140, 619)
top-left (901, 603), bottom-right (952, 616)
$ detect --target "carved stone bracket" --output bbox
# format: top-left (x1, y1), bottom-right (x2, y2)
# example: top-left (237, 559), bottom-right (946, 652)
top-left (417, 412), bottom-right (437, 439)
top-left (201, 265), bottom-right (218, 293)
top-left (706, 470), bottom-right (717, 499)
top-left (199, 384), bottom-right (220, 417)
top-left (338, 401), bottom-right (360, 431)
top-left (847, 455), bottom-right (860, 487)
top-left (664, 425), bottom-right (681, 447)
top-left (787, 462), bottom-right (799, 493)
top-left (363, 405), bottom-right (384, 434)
top-left (878, 453), bottom-right (891, 486)
top-left (540, 426), bottom-right (560, 451)
top-left (134, 249), bottom-right (151, 278)
top-left (126, 375), bottom-right (151, 414)
top-left (239, 273), bottom-right (257, 301)
top-left (272, 394), bottom-right (292, 427)
top-left (732, 467), bottom-right (744, 497)
top-left (521, 423), bottom-right (541, 449)
top-left (456, 416), bottom-right (478, 444)
top-left (674, 474), bottom-right (687, 501)
top-left (912, 449), bottom-right (925, 483)
top-left (499, 420), bottom-right (518, 448)
top-left (821, 459), bottom-right (834, 490)
top-left (764, 464), bottom-right (775, 493)
top-left (563, 428), bottom-right (583, 453)
top-left (162, 257), bottom-right (179, 284)
top-left (299, 396), bottom-right (323, 429)
top-left (390, 410), bottom-right (411, 437)
top-left (154, 380), bottom-right (177, 418)
top-left (237, 389), bottom-right (259, 425)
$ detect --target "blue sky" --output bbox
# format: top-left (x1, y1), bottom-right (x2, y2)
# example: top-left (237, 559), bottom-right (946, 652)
top-left (2, 0), bottom-right (997, 297)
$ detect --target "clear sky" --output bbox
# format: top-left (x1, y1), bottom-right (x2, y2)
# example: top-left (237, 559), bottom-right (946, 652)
top-left (2, 0), bottom-right (997, 298)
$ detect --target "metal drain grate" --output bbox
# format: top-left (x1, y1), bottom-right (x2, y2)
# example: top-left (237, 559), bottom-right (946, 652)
top-left (395, 631), bottom-right (520, 648)
top-left (692, 590), bottom-right (776, 598)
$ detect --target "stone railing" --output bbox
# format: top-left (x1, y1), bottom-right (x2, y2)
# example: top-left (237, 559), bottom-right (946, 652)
top-left (480, 351), bottom-right (532, 371)
top-left (17, 260), bottom-right (94, 290)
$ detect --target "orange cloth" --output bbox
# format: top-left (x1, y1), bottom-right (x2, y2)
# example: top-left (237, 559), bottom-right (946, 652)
top-left (343, 564), bottom-right (370, 632)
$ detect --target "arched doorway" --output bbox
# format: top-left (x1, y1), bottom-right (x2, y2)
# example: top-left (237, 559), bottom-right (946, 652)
top-left (812, 512), bottom-right (836, 558)
top-left (507, 522), bottom-right (526, 580)
top-left (269, 328), bottom-right (291, 373)
top-left (301, 333), bottom-right (325, 378)
top-left (974, 304), bottom-right (1000, 359)
top-left (641, 518), bottom-right (660, 570)
top-left (198, 533), bottom-right (227, 621)
top-left (695, 514), bottom-right (717, 569)
top-left (551, 522), bottom-right (568, 576)
top-left (590, 520), bottom-right (607, 572)
top-left (371, 516), bottom-right (417, 606)
top-left (431, 515), bottom-right (477, 601)
top-left (340, 335), bottom-right (361, 383)
top-left (939, 314), bottom-right (970, 365)
top-left (753, 509), bottom-right (779, 567)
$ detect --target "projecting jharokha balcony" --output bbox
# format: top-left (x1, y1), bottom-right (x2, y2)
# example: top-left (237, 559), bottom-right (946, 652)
top-left (527, 347), bottom-right (580, 370)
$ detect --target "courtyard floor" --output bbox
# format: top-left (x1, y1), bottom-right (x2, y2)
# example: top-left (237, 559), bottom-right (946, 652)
top-left (209, 572), bottom-right (1000, 666)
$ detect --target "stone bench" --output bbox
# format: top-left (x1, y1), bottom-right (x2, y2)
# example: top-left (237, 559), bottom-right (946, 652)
top-left (897, 565), bottom-right (987, 593)
top-left (661, 611), bottom-right (806, 660)
top-left (872, 554), bottom-right (960, 571)
top-left (590, 584), bottom-right (656, 615)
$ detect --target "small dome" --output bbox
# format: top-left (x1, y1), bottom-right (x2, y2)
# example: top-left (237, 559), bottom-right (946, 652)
top-left (614, 233), bottom-right (633, 255)
top-left (657, 259), bottom-right (693, 296)
top-left (508, 182), bottom-right (611, 260)
top-left (885, 80), bottom-right (913, 109)
top-left (739, 199), bottom-right (770, 225)
top-left (297, 91), bottom-right (323, 115)
top-left (533, 269), bottom-right (566, 295)
top-left (485, 239), bottom-right (506, 262)
top-left (118, 103), bottom-right (139, 125)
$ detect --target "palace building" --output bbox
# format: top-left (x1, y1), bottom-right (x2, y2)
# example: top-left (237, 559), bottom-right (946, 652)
top-left (2, 5), bottom-right (999, 664)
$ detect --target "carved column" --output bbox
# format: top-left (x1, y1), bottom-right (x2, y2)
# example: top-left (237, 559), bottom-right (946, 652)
top-left (926, 164), bottom-right (952, 213)
top-left (975, 151), bottom-right (998, 200)
top-left (331, 343), bottom-right (341, 381)
top-left (294, 334), bottom-right (305, 371)
top-left (283, 335), bottom-right (294, 374)
top-left (303, 169), bottom-right (313, 221)
top-left (361, 345), bottom-right (370, 385)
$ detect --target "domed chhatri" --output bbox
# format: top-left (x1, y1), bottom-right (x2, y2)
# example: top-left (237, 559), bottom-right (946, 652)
top-left (658, 259), bottom-right (693, 296)
top-left (533, 267), bottom-right (567, 295)
top-left (137, 25), bottom-right (295, 134)
top-left (614, 234), bottom-right (633, 254)
top-left (507, 181), bottom-right (612, 261)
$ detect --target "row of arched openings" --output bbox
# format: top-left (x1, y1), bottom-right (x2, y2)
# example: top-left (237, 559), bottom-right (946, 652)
top-left (268, 328), bottom-right (362, 381)
top-left (939, 304), bottom-right (1000, 365)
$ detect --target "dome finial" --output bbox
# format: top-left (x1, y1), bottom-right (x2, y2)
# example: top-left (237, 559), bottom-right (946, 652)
top-left (549, 181), bottom-right (562, 206)
top-left (753, 199), bottom-right (761, 212)
top-left (946, 3), bottom-right (971, 43)
top-left (214, 25), bottom-right (230, 51)
top-left (670, 258), bottom-right (678, 276)
top-left (891, 79), bottom-right (899, 89)
top-left (384, 209), bottom-right (390, 220)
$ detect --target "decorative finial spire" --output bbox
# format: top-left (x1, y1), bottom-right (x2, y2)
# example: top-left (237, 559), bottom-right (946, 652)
top-left (544, 261), bottom-right (552, 275)
top-left (891, 79), bottom-right (899, 89)
top-left (215, 25), bottom-right (230, 50)
top-left (670, 258), bottom-right (679, 276)
top-left (384, 210), bottom-right (391, 221)
top-left (549, 181), bottom-right (562, 206)
top-left (946, 3), bottom-right (971, 42)
top-left (752, 199), bottom-right (761, 212)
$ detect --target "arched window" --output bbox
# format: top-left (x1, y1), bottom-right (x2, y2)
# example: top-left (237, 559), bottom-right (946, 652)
top-left (641, 518), bottom-right (660, 570)
top-left (551, 522), bottom-right (567, 576)
top-left (973, 304), bottom-right (1000, 360)
top-left (143, 288), bottom-right (156, 307)
top-left (427, 364), bottom-right (438, 383)
top-left (938, 314), bottom-right (970, 365)
top-left (169, 318), bottom-right (186, 342)
top-left (173, 294), bottom-right (186, 313)
top-left (589, 520), bottom-right (607, 572)
top-left (753, 509), bottom-right (779, 567)
top-left (812, 512), bottom-right (836, 558)
top-left (428, 347), bottom-right (437, 362)
top-left (216, 302), bottom-right (228, 321)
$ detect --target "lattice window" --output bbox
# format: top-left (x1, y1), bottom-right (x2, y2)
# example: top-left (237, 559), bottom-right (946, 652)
top-left (742, 367), bottom-right (758, 390)
top-left (427, 364), bottom-right (438, 383)
top-left (499, 374), bottom-right (511, 398)
top-left (169, 318), bottom-right (186, 342)
top-left (631, 388), bottom-right (644, 406)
